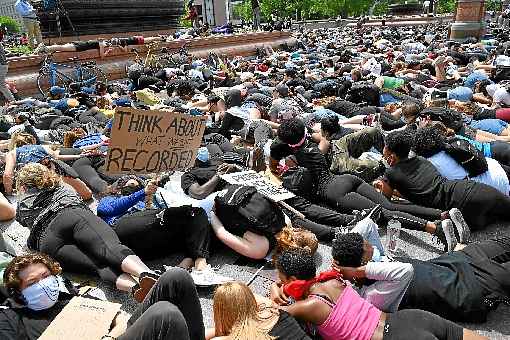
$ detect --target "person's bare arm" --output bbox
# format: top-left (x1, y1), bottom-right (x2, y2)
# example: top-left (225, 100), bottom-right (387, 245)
top-left (472, 93), bottom-right (493, 105)
top-left (3, 151), bottom-right (16, 195)
top-left (210, 211), bottom-right (269, 259)
top-left (318, 137), bottom-right (331, 154)
top-left (0, 192), bottom-right (15, 221)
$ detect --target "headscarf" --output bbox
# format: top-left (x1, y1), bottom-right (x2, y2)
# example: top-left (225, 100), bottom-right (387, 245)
top-left (283, 269), bottom-right (341, 300)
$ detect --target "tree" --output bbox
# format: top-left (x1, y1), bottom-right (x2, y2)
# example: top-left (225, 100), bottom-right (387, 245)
top-left (0, 16), bottom-right (21, 34)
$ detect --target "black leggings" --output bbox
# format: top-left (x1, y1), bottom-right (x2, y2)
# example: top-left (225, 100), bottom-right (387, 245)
top-left (379, 111), bottom-right (406, 131)
top-left (120, 268), bottom-right (205, 340)
top-left (284, 196), bottom-right (354, 241)
top-left (321, 174), bottom-right (442, 231)
top-left (490, 141), bottom-right (510, 167)
top-left (72, 156), bottom-right (121, 193)
top-left (39, 207), bottom-right (135, 283)
top-left (459, 183), bottom-right (510, 231)
top-left (384, 309), bottom-right (463, 340)
top-left (112, 206), bottom-right (211, 260)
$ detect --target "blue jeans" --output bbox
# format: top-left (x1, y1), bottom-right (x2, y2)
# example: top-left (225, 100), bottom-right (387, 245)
top-left (470, 118), bottom-right (508, 135)
top-left (351, 217), bottom-right (385, 257)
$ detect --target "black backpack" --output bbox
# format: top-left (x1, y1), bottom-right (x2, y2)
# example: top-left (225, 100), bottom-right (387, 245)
top-left (494, 65), bottom-right (510, 82)
top-left (345, 82), bottom-right (380, 107)
top-left (444, 137), bottom-right (488, 177)
top-left (214, 185), bottom-right (285, 237)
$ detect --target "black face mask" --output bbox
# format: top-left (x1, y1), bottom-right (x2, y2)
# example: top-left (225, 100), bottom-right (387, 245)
top-left (121, 185), bottom-right (143, 196)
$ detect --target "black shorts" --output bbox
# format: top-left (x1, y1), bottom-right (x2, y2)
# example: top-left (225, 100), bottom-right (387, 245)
top-left (73, 40), bottom-right (100, 52)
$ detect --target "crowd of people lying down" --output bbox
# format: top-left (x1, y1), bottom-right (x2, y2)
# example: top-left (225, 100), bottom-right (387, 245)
top-left (1, 19), bottom-right (510, 340)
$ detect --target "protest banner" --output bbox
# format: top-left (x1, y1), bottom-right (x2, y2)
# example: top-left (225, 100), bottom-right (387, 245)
top-left (221, 170), bottom-right (295, 202)
top-left (105, 107), bottom-right (207, 174)
top-left (38, 297), bottom-right (121, 340)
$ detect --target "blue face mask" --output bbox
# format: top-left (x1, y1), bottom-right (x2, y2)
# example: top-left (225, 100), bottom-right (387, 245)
top-left (371, 246), bottom-right (382, 262)
top-left (21, 275), bottom-right (60, 311)
top-left (197, 147), bottom-right (209, 163)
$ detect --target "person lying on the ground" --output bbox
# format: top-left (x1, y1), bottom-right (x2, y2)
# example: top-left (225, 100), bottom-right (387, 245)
top-left (14, 164), bottom-right (159, 301)
top-left (96, 174), bottom-right (232, 286)
top-left (413, 126), bottom-right (510, 195)
top-left (270, 118), bottom-right (460, 252)
top-left (330, 219), bottom-right (510, 323)
top-left (2, 132), bottom-right (92, 199)
top-left (377, 129), bottom-right (510, 232)
top-left (270, 249), bottom-right (488, 340)
top-left (0, 253), bottom-right (206, 340)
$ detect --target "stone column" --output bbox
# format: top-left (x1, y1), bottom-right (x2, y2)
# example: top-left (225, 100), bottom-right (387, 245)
top-left (450, 0), bottom-right (486, 41)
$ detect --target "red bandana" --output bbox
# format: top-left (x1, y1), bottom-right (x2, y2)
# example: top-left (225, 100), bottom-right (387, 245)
top-left (283, 269), bottom-right (341, 300)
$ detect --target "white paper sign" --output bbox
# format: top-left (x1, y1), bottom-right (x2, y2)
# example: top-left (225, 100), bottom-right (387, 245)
top-left (221, 170), bottom-right (295, 202)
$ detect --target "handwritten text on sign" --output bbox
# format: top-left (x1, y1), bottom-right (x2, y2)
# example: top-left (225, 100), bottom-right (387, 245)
top-left (106, 108), bottom-right (206, 174)
top-left (221, 170), bottom-right (295, 202)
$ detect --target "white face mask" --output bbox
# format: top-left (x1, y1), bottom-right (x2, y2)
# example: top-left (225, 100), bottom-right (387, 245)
top-left (21, 275), bottom-right (60, 311)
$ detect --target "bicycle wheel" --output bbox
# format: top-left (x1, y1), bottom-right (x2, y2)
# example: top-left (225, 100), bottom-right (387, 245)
top-left (80, 65), bottom-right (108, 87)
top-left (37, 71), bottom-right (70, 97)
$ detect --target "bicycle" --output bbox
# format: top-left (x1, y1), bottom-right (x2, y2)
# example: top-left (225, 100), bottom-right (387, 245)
top-left (126, 41), bottom-right (166, 75)
top-left (37, 52), bottom-right (108, 96)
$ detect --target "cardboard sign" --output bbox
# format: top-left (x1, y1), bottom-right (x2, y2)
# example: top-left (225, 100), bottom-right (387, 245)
top-left (39, 297), bottom-right (121, 340)
top-left (221, 170), bottom-right (295, 202)
top-left (106, 107), bottom-right (207, 174)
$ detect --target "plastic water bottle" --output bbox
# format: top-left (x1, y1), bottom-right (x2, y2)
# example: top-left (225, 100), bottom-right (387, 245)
top-left (386, 220), bottom-right (401, 254)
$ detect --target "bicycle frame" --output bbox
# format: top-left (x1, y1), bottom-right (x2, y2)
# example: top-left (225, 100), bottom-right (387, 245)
top-left (41, 56), bottom-right (97, 88)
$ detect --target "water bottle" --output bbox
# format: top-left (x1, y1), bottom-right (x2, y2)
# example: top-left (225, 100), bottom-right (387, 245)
top-left (386, 220), bottom-right (401, 254)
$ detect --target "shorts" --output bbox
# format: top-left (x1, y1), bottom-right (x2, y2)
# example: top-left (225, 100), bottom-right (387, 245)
top-left (470, 118), bottom-right (508, 135)
top-left (118, 36), bottom-right (145, 47)
top-left (73, 40), bottom-right (100, 52)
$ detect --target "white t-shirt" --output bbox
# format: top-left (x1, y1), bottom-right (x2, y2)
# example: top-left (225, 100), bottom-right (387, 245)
top-left (487, 84), bottom-right (510, 105)
top-left (428, 151), bottom-right (509, 195)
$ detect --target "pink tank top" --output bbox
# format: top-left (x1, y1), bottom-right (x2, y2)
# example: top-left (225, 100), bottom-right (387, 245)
top-left (311, 284), bottom-right (382, 340)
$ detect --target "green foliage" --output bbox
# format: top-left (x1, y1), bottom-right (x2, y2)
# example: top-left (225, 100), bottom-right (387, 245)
top-left (0, 16), bottom-right (21, 33)
top-left (7, 44), bottom-right (32, 55)
top-left (179, 14), bottom-right (192, 28)
top-left (232, 1), bottom-right (252, 21)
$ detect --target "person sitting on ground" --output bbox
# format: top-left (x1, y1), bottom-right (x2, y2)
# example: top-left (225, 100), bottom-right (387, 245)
top-left (271, 249), bottom-right (488, 340)
top-left (0, 253), bottom-right (206, 340)
top-left (15, 164), bottom-right (157, 302)
top-left (207, 281), bottom-right (311, 340)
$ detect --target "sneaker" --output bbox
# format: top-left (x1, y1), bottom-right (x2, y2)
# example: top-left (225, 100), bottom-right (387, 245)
top-left (34, 42), bottom-right (49, 55)
top-left (347, 204), bottom-right (383, 228)
top-left (132, 272), bottom-right (159, 303)
top-left (434, 220), bottom-right (457, 252)
top-left (448, 208), bottom-right (470, 244)
top-left (190, 265), bottom-right (233, 287)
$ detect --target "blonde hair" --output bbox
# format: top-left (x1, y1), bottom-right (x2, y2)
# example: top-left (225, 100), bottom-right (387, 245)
top-left (274, 226), bottom-right (318, 262)
top-left (9, 132), bottom-right (36, 150)
top-left (213, 282), bottom-right (277, 340)
top-left (16, 163), bottom-right (61, 192)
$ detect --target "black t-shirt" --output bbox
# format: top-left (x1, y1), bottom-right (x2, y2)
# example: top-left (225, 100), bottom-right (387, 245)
top-left (270, 138), bottom-right (331, 186)
top-left (180, 160), bottom-right (225, 194)
top-left (384, 156), bottom-right (475, 210)
top-left (325, 99), bottom-right (363, 118)
top-left (0, 298), bottom-right (71, 340)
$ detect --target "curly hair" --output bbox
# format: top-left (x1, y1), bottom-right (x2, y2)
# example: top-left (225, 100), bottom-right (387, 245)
top-left (274, 226), bottom-right (318, 263)
top-left (385, 130), bottom-right (413, 159)
top-left (3, 252), bottom-right (62, 292)
top-left (16, 163), bottom-right (61, 192)
top-left (413, 126), bottom-right (446, 158)
top-left (331, 233), bottom-right (364, 267)
top-left (276, 248), bottom-right (316, 280)
top-left (320, 115), bottom-right (340, 138)
top-left (9, 132), bottom-right (36, 150)
top-left (277, 118), bottom-right (305, 145)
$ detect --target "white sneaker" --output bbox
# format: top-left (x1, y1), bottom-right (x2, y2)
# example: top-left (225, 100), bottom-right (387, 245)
top-left (190, 265), bottom-right (233, 287)
top-left (448, 208), bottom-right (470, 244)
